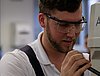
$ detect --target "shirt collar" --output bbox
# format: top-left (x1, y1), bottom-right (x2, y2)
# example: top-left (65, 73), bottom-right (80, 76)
top-left (29, 31), bottom-right (52, 65)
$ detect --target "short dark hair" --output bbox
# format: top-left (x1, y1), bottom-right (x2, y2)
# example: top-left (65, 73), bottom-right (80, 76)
top-left (39, 0), bottom-right (82, 13)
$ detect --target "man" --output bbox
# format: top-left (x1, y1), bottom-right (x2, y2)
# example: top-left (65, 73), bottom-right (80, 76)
top-left (0, 0), bottom-right (91, 76)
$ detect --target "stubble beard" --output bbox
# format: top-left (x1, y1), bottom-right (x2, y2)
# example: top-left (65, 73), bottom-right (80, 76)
top-left (46, 24), bottom-right (75, 53)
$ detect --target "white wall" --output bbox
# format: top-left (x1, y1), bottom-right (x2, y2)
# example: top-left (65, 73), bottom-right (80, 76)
top-left (1, 0), bottom-right (34, 53)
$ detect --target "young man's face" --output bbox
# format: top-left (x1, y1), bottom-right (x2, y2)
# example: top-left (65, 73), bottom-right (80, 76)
top-left (41, 6), bottom-right (82, 53)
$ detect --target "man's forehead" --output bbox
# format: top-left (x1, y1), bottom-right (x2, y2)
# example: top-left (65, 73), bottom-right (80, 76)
top-left (52, 9), bottom-right (82, 20)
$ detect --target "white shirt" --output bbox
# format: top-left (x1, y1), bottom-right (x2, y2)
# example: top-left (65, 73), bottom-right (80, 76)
top-left (0, 32), bottom-right (91, 76)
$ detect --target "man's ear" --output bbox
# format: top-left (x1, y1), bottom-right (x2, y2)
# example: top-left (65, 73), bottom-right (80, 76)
top-left (38, 13), bottom-right (46, 28)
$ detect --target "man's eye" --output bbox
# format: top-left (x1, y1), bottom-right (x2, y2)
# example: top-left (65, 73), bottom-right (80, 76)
top-left (75, 23), bottom-right (80, 26)
top-left (75, 23), bottom-right (82, 26)
top-left (56, 22), bottom-right (68, 26)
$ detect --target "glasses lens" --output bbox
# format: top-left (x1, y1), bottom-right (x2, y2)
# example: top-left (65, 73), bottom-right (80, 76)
top-left (56, 17), bottom-right (86, 33)
top-left (57, 23), bottom-right (85, 33)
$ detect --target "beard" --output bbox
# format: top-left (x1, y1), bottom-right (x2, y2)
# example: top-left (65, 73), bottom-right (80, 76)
top-left (46, 23), bottom-right (77, 53)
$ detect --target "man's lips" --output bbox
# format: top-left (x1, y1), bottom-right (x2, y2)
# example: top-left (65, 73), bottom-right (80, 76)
top-left (63, 40), bottom-right (73, 45)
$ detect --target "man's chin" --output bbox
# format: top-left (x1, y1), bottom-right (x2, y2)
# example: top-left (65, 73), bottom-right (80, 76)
top-left (63, 46), bottom-right (73, 52)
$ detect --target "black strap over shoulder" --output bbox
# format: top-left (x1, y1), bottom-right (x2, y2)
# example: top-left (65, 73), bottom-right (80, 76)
top-left (20, 45), bottom-right (45, 76)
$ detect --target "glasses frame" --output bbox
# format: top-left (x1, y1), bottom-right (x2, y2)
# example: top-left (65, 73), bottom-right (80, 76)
top-left (44, 13), bottom-right (87, 33)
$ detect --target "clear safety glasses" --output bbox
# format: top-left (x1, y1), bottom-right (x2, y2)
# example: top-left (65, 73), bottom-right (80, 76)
top-left (44, 13), bottom-right (87, 33)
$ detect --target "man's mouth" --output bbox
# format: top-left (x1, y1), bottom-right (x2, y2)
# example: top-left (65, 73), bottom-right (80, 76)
top-left (63, 40), bottom-right (73, 45)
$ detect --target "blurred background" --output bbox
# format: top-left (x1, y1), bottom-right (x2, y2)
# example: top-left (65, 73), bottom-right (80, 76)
top-left (0, 0), bottom-right (100, 59)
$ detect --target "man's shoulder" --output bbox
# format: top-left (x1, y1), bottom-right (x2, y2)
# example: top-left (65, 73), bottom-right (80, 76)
top-left (0, 49), bottom-right (35, 76)
top-left (1, 49), bottom-right (28, 64)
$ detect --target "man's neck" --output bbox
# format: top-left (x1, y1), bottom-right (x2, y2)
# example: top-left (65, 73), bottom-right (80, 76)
top-left (41, 34), bottom-right (66, 71)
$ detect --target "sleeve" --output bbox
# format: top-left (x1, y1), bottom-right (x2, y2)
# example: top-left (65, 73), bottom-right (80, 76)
top-left (0, 49), bottom-right (36, 76)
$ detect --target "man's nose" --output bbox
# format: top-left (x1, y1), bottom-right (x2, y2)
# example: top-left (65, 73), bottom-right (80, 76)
top-left (66, 24), bottom-right (78, 33)
top-left (65, 25), bottom-right (76, 37)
